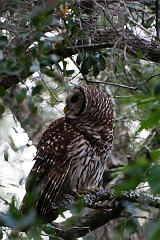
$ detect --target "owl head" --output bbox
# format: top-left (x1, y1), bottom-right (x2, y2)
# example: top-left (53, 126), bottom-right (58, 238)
top-left (64, 85), bottom-right (113, 122)
top-left (64, 86), bottom-right (85, 119)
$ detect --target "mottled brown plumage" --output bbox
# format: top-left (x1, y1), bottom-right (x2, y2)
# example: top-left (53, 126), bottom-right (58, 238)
top-left (20, 85), bottom-right (114, 221)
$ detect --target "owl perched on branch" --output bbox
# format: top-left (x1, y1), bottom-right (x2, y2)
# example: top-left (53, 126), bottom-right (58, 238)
top-left (20, 85), bottom-right (114, 222)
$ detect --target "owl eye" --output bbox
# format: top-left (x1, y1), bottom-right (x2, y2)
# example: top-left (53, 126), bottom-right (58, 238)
top-left (71, 95), bottom-right (79, 103)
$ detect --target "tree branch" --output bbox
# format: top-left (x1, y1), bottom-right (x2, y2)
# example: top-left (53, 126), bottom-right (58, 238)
top-left (1, 28), bottom-right (160, 90)
top-left (1, 189), bottom-right (160, 239)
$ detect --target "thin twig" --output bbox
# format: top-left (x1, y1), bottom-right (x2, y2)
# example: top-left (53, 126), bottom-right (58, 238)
top-left (88, 79), bottom-right (138, 90)
top-left (40, 73), bottom-right (62, 103)
top-left (155, 0), bottom-right (160, 40)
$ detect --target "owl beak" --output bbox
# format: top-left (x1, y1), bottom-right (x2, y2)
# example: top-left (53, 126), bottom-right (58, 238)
top-left (63, 106), bottom-right (68, 114)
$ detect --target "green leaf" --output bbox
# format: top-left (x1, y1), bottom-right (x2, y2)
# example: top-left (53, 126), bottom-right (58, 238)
top-left (62, 60), bottom-right (67, 70)
top-left (71, 25), bottom-right (78, 35)
top-left (137, 82), bottom-right (150, 94)
top-left (53, 42), bottom-right (66, 51)
top-left (116, 158), bottom-right (149, 192)
top-left (34, 32), bottom-right (43, 41)
top-left (20, 55), bottom-right (32, 75)
top-left (93, 64), bottom-right (100, 76)
top-left (154, 81), bottom-right (160, 96)
top-left (0, 103), bottom-right (5, 119)
top-left (99, 55), bottom-right (106, 70)
top-left (65, 18), bottom-right (75, 31)
top-left (3, 148), bottom-right (9, 161)
top-left (38, 41), bottom-right (51, 54)
top-left (0, 227), bottom-right (3, 239)
top-left (150, 150), bottom-right (160, 162)
top-left (132, 66), bottom-right (142, 76)
top-left (115, 216), bottom-right (138, 236)
top-left (21, 118), bottom-right (30, 127)
top-left (76, 52), bottom-right (86, 65)
top-left (0, 35), bottom-right (9, 47)
top-left (31, 48), bottom-right (37, 58)
top-left (32, 85), bottom-right (43, 96)
top-left (14, 88), bottom-right (27, 104)
top-left (0, 59), bottom-right (8, 73)
top-left (106, 56), bottom-right (117, 71)
top-left (27, 99), bottom-right (37, 114)
top-left (69, 2), bottom-right (79, 15)
top-left (40, 66), bottom-right (53, 76)
top-left (136, 49), bottom-right (143, 59)
top-left (144, 66), bottom-right (154, 75)
top-left (148, 165), bottom-right (160, 194)
top-left (7, 65), bottom-right (23, 75)
top-left (15, 44), bottom-right (25, 56)
top-left (137, 105), bottom-right (160, 132)
top-left (125, 217), bottom-right (138, 235)
top-left (66, 70), bottom-right (75, 76)
top-left (31, 13), bottom-right (45, 28)
top-left (80, 57), bottom-right (92, 75)
top-left (0, 86), bottom-right (6, 97)
top-left (30, 59), bottom-right (40, 73)
top-left (145, 16), bottom-right (155, 29)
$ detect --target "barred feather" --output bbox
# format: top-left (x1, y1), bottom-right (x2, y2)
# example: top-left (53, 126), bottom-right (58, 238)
top-left (20, 85), bottom-right (114, 221)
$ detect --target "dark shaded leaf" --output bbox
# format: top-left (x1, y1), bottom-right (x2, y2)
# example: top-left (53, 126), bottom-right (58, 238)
top-left (138, 105), bottom-right (160, 132)
top-left (99, 55), bottom-right (106, 70)
top-left (38, 41), bottom-right (51, 55)
top-left (0, 86), bottom-right (6, 97)
top-left (54, 42), bottom-right (66, 51)
top-left (148, 165), bottom-right (160, 194)
top-left (27, 99), bottom-right (37, 114)
top-left (0, 59), bottom-right (8, 73)
top-left (0, 227), bottom-right (3, 239)
top-left (116, 158), bottom-right (149, 192)
top-left (15, 44), bottom-right (25, 56)
top-left (14, 88), bottom-right (27, 104)
top-left (144, 16), bottom-right (155, 29)
top-left (4, 148), bottom-right (9, 161)
top-left (81, 57), bottom-right (92, 75)
top-left (154, 81), bottom-right (160, 96)
top-left (0, 35), bottom-right (8, 47)
top-left (22, 118), bottom-right (31, 127)
top-left (150, 150), bottom-right (160, 162)
top-left (0, 103), bottom-right (5, 118)
top-left (32, 85), bottom-right (43, 96)
top-left (146, 220), bottom-right (160, 240)
top-left (66, 70), bottom-right (74, 76)
top-left (7, 65), bottom-right (23, 75)
top-left (107, 56), bottom-right (117, 71)
top-left (93, 64), bottom-right (100, 76)
top-left (76, 52), bottom-right (86, 65)
top-left (137, 82), bottom-right (150, 93)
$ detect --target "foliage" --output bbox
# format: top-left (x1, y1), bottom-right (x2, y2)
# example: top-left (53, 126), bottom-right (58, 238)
top-left (0, 0), bottom-right (160, 239)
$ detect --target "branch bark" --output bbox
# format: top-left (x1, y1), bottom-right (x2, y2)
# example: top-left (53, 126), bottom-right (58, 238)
top-left (1, 28), bottom-right (160, 91)
top-left (1, 189), bottom-right (160, 239)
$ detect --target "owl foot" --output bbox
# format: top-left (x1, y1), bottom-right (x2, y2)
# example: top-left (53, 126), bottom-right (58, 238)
top-left (75, 187), bottom-right (99, 197)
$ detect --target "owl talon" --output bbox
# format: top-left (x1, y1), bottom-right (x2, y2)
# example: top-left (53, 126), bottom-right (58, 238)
top-left (75, 188), bottom-right (99, 196)
top-left (87, 187), bottom-right (99, 193)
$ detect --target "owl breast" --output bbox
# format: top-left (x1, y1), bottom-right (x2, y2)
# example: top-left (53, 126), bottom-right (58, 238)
top-left (65, 125), bottom-right (112, 192)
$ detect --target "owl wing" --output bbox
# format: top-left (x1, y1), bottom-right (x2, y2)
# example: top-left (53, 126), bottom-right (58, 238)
top-left (23, 117), bottom-right (74, 219)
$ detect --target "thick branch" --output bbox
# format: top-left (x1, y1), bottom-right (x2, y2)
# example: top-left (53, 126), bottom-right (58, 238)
top-left (54, 28), bottom-right (160, 62)
top-left (1, 28), bottom-right (160, 90)
top-left (50, 206), bottom-right (121, 240)
top-left (48, 188), bottom-right (160, 213)
top-left (0, 189), bottom-right (160, 239)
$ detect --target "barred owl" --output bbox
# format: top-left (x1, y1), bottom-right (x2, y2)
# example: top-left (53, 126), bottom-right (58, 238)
top-left (20, 85), bottom-right (114, 221)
